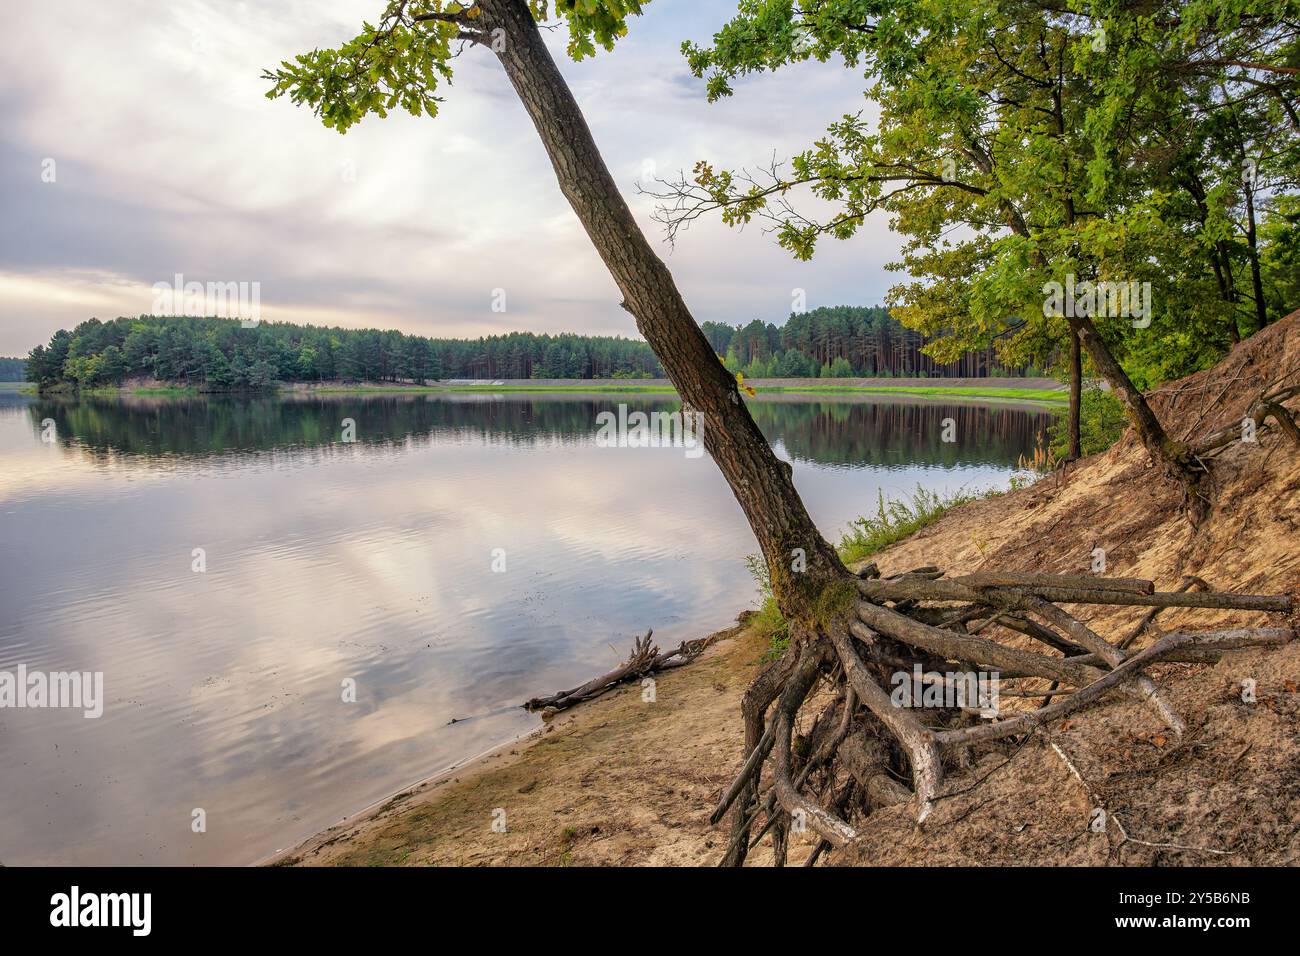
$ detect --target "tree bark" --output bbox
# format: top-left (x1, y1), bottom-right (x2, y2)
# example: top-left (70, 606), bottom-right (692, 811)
top-left (476, 0), bottom-right (845, 619)
top-left (1067, 328), bottom-right (1081, 460)
top-left (1067, 314), bottom-right (1204, 516)
top-left (1242, 177), bottom-right (1269, 334)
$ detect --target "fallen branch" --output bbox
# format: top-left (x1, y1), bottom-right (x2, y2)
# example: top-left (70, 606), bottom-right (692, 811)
top-left (1117, 575), bottom-right (1209, 649)
top-left (857, 576), bottom-right (1292, 612)
top-left (523, 628), bottom-right (715, 712)
top-left (953, 572), bottom-right (1154, 594)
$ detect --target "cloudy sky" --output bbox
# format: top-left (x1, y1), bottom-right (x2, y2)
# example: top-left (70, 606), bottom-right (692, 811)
top-left (0, 0), bottom-right (899, 357)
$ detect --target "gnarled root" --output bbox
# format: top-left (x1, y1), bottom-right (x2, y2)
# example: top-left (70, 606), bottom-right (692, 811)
top-left (715, 568), bottom-right (1293, 866)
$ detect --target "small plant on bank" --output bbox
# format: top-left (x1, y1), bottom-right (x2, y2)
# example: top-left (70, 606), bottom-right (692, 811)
top-left (1048, 385), bottom-right (1128, 460)
top-left (748, 483), bottom-right (1026, 656)
top-left (839, 485), bottom-right (1002, 565)
top-left (745, 554), bottom-right (790, 659)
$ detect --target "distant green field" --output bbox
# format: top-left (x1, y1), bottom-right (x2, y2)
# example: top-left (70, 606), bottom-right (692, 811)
top-left (763, 384), bottom-right (1069, 403)
top-left (430, 383), bottom-right (1068, 403)
top-left (305, 382), bottom-right (675, 395)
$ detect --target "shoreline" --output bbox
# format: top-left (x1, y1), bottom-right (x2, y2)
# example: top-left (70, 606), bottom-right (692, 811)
top-left (19, 377), bottom-right (1070, 405)
top-left (272, 619), bottom-right (764, 866)
top-left (254, 721), bottom-right (551, 867)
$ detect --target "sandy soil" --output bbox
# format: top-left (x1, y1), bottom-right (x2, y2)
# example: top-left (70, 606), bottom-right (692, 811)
top-left (282, 314), bottom-right (1299, 867)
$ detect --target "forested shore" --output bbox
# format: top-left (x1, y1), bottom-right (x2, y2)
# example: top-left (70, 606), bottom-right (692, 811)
top-left (20, 306), bottom-right (1038, 392)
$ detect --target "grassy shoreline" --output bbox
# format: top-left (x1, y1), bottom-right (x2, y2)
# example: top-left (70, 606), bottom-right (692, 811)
top-left (302, 382), bottom-right (1068, 403)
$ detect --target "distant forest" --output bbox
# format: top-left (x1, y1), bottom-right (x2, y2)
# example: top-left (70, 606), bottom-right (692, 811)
top-left (24, 307), bottom-right (1033, 391)
top-left (0, 357), bottom-right (25, 381)
top-left (702, 306), bottom-right (1029, 378)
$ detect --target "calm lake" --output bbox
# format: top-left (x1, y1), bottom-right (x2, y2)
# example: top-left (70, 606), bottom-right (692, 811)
top-left (0, 390), bottom-right (1051, 864)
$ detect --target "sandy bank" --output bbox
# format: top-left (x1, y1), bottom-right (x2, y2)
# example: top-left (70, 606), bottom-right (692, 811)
top-left (275, 620), bottom-right (776, 866)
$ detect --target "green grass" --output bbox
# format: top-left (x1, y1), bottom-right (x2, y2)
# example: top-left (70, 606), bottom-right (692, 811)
top-left (747, 481), bottom-right (1031, 656)
top-left (838, 484), bottom-right (1017, 564)
top-left (131, 386), bottom-right (201, 396)
top-left (57, 384), bottom-right (203, 396)
top-left (761, 384), bottom-right (1068, 403)
top-left (323, 383), bottom-right (677, 394)
top-left (745, 555), bottom-right (793, 659)
top-left (443, 383), bottom-right (1066, 402)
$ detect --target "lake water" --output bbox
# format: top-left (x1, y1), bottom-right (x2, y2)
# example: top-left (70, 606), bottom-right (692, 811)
top-left (0, 390), bottom-right (1051, 864)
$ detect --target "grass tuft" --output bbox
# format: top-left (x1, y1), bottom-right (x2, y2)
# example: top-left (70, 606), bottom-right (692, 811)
top-left (746, 481), bottom-right (1030, 656)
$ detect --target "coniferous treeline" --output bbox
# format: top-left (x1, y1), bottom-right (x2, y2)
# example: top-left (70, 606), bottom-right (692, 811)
top-left (24, 316), bottom-right (661, 390)
top-left (702, 306), bottom-right (1033, 379)
top-left (25, 307), bottom-right (1033, 390)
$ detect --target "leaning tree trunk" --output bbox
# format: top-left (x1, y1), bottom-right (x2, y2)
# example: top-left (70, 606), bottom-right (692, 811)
top-left (477, 0), bottom-right (844, 619)
top-left (449, 0), bottom-right (1295, 870)
top-left (1067, 315), bottom-right (1206, 520)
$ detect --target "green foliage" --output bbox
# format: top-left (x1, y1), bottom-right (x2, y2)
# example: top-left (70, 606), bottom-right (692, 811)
top-left (1048, 386), bottom-right (1128, 459)
top-left (263, 1), bottom-right (651, 133)
top-left (26, 315), bottom-right (672, 391)
top-left (745, 553), bottom-right (790, 658)
top-left (540, 0), bottom-right (650, 60)
top-left (838, 484), bottom-right (1008, 566)
top-left (1260, 194), bottom-right (1300, 321)
top-left (674, 1), bottom-right (1300, 389)
top-left (30, 307), bottom-right (1045, 392)
top-left (0, 357), bottom-right (26, 382)
top-left (701, 305), bottom-right (1030, 381)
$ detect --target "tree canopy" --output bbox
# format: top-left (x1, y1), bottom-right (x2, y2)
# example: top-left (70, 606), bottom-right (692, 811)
top-left (262, 1), bottom-right (652, 132)
top-left (24, 315), bottom-right (666, 389)
top-left (0, 357), bottom-right (25, 382)
top-left (659, 0), bottom-right (1299, 388)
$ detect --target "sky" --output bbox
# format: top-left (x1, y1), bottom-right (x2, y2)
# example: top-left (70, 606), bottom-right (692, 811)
top-left (0, 0), bottom-right (900, 357)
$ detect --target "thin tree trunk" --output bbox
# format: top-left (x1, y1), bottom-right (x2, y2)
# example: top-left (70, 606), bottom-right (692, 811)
top-left (1242, 180), bottom-right (1268, 333)
top-left (1067, 329), bottom-right (1081, 460)
top-left (1067, 314), bottom-right (1203, 515)
top-left (998, 175), bottom-right (1199, 505)
top-left (477, 0), bottom-right (845, 618)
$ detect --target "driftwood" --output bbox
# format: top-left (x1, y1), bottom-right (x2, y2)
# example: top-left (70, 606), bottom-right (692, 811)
top-left (523, 628), bottom-right (713, 713)
top-left (718, 567), bottom-right (1294, 866)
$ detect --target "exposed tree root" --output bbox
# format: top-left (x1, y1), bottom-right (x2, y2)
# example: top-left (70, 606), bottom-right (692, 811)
top-left (1193, 379), bottom-right (1300, 458)
top-left (716, 568), bottom-right (1294, 866)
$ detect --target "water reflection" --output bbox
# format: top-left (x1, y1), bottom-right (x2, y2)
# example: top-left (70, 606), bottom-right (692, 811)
top-left (0, 392), bottom-right (1049, 865)
top-left (23, 391), bottom-right (1049, 469)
